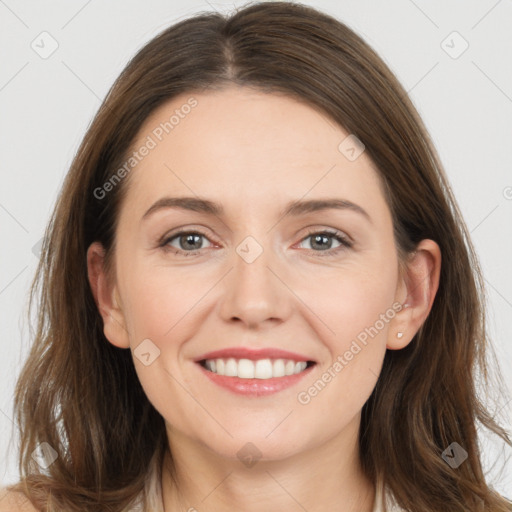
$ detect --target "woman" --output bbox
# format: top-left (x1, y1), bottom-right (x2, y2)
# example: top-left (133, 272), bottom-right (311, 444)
top-left (2, 1), bottom-right (511, 511)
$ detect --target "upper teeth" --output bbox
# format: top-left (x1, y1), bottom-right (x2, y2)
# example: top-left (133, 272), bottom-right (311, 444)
top-left (204, 358), bottom-right (308, 379)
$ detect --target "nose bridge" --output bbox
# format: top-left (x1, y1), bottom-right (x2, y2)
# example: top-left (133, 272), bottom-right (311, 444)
top-left (218, 230), bottom-right (291, 326)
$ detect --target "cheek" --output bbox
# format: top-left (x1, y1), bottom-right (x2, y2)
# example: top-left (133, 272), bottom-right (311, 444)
top-left (121, 267), bottom-right (199, 424)
top-left (119, 262), bottom-right (194, 344)
top-left (293, 255), bottom-right (397, 411)
top-left (298, 257), bottom-right (398, 349)
top-left (295, 281), bottom-right (392, 431)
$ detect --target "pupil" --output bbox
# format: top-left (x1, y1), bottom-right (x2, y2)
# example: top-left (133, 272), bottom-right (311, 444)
top-left (182, 234), bottom-right (201, 250)
top-left (312, 234), bottom-right (331, 250)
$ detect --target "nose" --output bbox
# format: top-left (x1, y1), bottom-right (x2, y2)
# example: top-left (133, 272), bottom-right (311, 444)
top-left (217, 237), bottom-right (293, 329)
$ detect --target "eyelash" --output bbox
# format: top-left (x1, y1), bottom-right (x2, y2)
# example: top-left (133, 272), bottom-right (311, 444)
top-left (159, 228), bottom-right (353, 258)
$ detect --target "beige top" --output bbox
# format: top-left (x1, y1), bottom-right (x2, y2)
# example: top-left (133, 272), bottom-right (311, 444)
top-left (126, 451), bottom-right (405, 512)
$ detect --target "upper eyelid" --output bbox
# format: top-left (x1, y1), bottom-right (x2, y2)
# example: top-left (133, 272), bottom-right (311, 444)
top-left (160, 227), bottom-right (218, 246)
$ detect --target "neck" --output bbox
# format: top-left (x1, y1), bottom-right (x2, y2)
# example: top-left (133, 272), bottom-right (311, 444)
top-left (160, 415), bottom-right (376, 512)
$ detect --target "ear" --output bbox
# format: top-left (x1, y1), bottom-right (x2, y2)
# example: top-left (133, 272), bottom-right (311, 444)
top-left (86, 241), bottom-right (130, 349)
top-left (388, 239), bottom-right (441, 350)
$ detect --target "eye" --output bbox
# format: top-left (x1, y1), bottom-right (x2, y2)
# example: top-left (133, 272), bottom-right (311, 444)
top-left (296, 229), bottom-right (352, 257)
top-left (159, 228), bottom-right (352, 258)
top-left (160, 230), bottom-right (213, 255)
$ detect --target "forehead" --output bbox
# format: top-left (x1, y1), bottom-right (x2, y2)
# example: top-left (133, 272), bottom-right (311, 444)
top-left (120, 86), bottom-right (388, 220)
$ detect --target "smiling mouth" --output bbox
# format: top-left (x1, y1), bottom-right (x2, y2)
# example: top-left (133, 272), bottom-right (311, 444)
top-left (199, 358), bottom-right (316, 380)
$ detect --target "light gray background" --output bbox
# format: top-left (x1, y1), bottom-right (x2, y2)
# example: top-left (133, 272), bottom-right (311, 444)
top-left (1, 0), bottom-right (511, 496)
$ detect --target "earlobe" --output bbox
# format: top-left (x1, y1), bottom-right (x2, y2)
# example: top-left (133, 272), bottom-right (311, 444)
top-left (387, 301), bottom-right (413, 350)
top-left (86, 241), bottom-right (130, 349)
top-left (387, 239), bottom-right (441, 350)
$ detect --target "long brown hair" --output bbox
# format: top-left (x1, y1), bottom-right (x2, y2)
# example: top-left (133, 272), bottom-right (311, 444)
top-left (7, 2), bottom-right (511, 510)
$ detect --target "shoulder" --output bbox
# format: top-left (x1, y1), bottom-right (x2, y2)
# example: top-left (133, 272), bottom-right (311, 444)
top-left (0, 489), bottom-right (39, 512)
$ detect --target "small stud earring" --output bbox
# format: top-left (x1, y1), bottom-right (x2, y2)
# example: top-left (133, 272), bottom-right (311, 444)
top-left (397, 332), bottom-right (403, 339)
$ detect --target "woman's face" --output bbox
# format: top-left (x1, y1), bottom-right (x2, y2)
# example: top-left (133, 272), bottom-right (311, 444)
top-left (95, 86), bottom-right (410, 461)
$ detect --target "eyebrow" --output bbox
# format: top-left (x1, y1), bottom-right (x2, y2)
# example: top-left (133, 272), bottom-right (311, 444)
top-left (141, 196), bottom-right (372, 223)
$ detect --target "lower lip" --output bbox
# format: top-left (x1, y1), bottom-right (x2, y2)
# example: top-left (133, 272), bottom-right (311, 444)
top-left (197, 362), bottom-right (315, 397)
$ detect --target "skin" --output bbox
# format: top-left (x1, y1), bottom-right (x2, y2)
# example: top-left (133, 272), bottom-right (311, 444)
top-left (87, 86), bottom-right (441, 512)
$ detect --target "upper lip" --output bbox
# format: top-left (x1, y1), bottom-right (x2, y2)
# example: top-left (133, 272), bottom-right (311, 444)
top-left (194, 347), bottom-right (315, 363)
